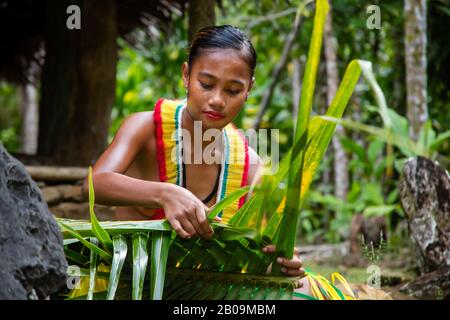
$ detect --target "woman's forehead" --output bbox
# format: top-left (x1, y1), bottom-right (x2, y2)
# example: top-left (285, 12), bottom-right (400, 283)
top-left (190, 48), bottom-right (252, 82)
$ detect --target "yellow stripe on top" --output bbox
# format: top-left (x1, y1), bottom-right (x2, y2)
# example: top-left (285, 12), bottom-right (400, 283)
top-left (158, 99), bottom-right (183, 185)
top-left (220, 124), bottom-right (248, 223)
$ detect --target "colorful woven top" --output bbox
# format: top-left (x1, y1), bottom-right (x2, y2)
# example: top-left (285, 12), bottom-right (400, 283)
top-left (151, 98), bottom-right (249, 223)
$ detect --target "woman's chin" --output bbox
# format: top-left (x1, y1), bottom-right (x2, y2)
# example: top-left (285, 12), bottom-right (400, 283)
top-left (202, 121), bottom-right (227, 131)
top-left (201, 116), bottom-right (228, 130)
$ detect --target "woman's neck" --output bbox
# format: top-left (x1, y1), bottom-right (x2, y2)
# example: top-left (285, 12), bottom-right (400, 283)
top-left (181, 106), bottom-right (224, 165)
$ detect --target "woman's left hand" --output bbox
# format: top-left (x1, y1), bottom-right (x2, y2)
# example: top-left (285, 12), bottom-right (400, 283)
top-left (263, 245), bottom-right (305, 277)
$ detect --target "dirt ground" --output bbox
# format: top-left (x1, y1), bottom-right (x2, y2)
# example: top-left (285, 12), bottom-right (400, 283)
top-left (300, 245), bottom-right (421, 300)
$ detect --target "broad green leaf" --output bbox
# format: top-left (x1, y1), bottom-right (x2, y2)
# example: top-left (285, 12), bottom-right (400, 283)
top-left (88, 167), bottom-right (113, 251)
top-left (360, 61), bottom-right (391, 129)
top-left (386, 108), bottom-right (409, 138)
top-left (319, 116), bottom-right (421, 157)
top-left (429, 130), bottom-right (450, 151)
top-left (418, 120), bottom-right (435, 156)
top-left (150, 231), bottom-right (171, 300)
top-left (363, 205), bottom-right (398, 218)
top-left (340, 136), bottom-right (366, 161)
top-left (367, 139), bottom-right (385, 165)
top-left (106, 235), bottom-right (128, 300)
top-left (132, 233), bottom-right (149, 300)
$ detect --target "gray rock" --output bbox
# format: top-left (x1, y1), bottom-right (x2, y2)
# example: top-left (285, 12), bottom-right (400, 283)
top-left (399, 266), bottom-right (450, 300)
top-left (0, 144), bottom-right (68, 299)
top-left (399, 156), bottom-right (450, 274)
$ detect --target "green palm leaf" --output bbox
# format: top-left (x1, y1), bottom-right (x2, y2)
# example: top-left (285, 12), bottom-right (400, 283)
top-left (87, 238), bottom-right (99, 300)
top-left (88, 167), bottom-right (113, 251)
top-left (274, 0), bottom-right (330, 269)
top-left (60, 219), bottom-right (172, 238)
top-left (132, 232), bottom-right (149, 300)
top-left (106, 235), bottom-right (128, 300)
top-left (150, 231), bottom-right (171, 300)
top-left (207, 186), bottom-right (250, 220)
top-left (59, 222), bottom-right (112, 262)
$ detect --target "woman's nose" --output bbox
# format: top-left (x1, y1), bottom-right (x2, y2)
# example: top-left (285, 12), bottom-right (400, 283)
top-left (208, 90), bottom-right (226, 109)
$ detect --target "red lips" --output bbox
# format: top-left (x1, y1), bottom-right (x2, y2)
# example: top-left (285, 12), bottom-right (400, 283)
top-left (204, 110), bottom-right (225, 120)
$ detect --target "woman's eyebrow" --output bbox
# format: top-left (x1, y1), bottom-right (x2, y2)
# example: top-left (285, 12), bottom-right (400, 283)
top-left (198, 72), bottom-right (245, 86)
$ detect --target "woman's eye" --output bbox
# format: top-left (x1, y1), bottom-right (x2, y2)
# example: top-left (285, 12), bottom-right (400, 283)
top-left (200, 82), bottom-right (212, 90)
top-left (226, 89), bottom-right (241, 96)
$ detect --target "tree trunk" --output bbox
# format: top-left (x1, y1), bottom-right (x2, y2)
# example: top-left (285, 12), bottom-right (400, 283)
top-left (324, 2), bottom-right (348, 200)
top-left (252, 8), bottom-right (304, 131)
top-left (404, 0), bottom-right (428, 142)
top-left (188, 0), bottom-right (215, 45)
top-left (38, 0), bottom-right (117, 166)
top-left (20, 82), bottom-right (39, 155)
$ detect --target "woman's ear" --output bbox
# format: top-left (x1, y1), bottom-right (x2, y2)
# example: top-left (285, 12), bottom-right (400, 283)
top-left (182, 62), bottom-right (189, 89)
top-left (249, 76), bottom-right (255, 91)
top-left (246, 76), bottom-right (255, 100)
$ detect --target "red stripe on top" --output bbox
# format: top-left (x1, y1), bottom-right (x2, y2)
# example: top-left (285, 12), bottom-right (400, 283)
top-left (154, 98), bottom-right (167, 183)
top-left (152, 98), bottom-right (166, 220)
top-left (235, 126), bottom-right (249, 209)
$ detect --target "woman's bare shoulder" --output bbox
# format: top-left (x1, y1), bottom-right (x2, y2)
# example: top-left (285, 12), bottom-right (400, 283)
top-left (111, 111), bottom-right (155, 148)
top-left (121, 111), bottom-right (154, 127)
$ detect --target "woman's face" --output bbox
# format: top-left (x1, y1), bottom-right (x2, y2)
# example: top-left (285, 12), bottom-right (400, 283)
top-left (182, 48), bottom-right (254, 130)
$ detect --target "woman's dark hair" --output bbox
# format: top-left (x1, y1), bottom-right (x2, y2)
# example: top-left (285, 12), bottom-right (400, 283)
top-left (188, 25), bottom-right (257, 78)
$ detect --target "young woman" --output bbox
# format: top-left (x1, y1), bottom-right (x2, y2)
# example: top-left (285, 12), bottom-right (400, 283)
top-left (82, 25), bottom-right (311, 297)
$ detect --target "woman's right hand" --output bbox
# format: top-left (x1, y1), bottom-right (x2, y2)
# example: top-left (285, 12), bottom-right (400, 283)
top-left (160, 183), bottom-right (214, 240)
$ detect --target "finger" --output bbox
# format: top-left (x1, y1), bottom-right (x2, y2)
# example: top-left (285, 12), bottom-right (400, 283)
top-left (295, 279), bottom-right (304, 288)
top-left (214, 216), bottom-right (222, 222)
top-left (281, 267), bottom-right (306, 277)
top-left (179, 217), bottom-right (197, 237)
top-left (185, 205), bottom-right (206, 238)
top-left (195, 205), bottom-right (213, 238)
top-left (168, 219), bottom-right (191, 239)
top-left (276, 257), bottom-right (303, 269)
top-left (294, 247), bottom-right (299, 255)
top-left (189, 214), bottom-right (206, 239)
top-left (265, 262), bottom-right (273, 274)
top-left (262, 245), bottom-right (276, 253)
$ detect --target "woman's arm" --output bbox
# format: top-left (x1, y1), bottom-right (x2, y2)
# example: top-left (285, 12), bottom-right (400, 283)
top-left (81, 112), bottom-right (213, 240)
top-left (81, 112), bottom-right (166, 207)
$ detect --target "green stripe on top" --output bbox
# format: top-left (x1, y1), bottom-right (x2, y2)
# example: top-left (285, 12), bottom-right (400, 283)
top-left (174, 104), bottom-right (183, 186)
top-left (218, 130), bottom-right (230, 218)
